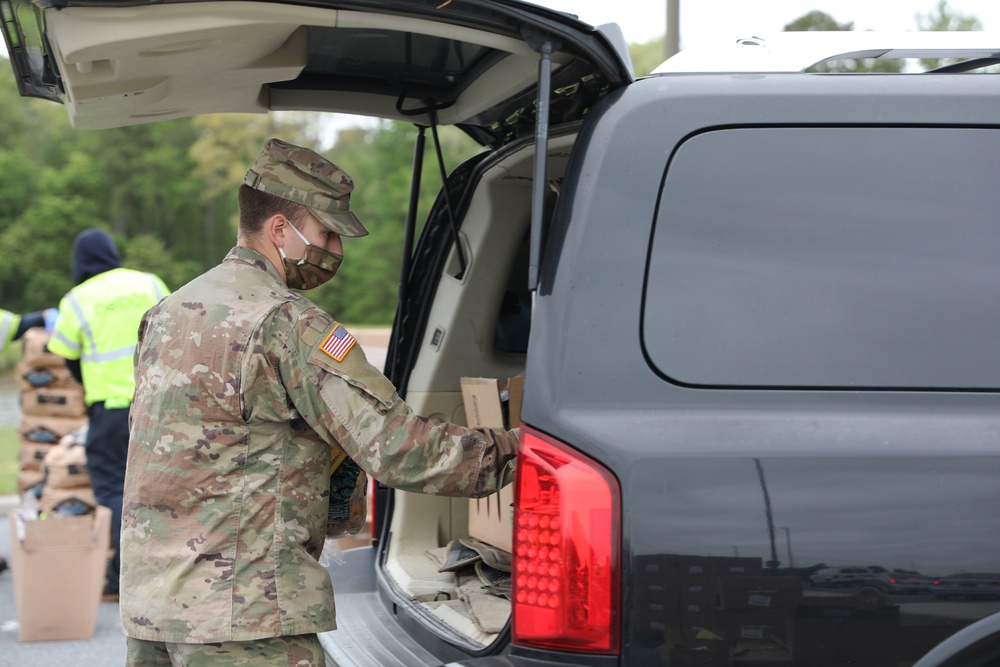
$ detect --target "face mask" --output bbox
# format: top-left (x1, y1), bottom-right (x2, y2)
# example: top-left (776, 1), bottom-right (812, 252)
top-left (278, 222), bottom-right (343, 290)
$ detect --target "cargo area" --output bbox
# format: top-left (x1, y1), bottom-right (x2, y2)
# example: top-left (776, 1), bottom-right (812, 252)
top-left (372, 134), bottom-right (573, 645)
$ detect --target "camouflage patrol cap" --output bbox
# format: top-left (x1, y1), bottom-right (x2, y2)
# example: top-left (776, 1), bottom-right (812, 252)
top-left (244, 138), bottom-right (368, 238)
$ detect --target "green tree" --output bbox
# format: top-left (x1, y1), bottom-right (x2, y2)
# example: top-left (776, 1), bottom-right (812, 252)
top-left (629, 37), bottom-right (667, 77)
top-left (190, 112), bottom-right (319, 268)
top-left (784, 11), bottom-right (903, 73)
top-left (785, 10), bottom-right (854, 32)
top-left (308, 120), bottom-right (480, 324)
top-left (916, 0), bottom-right (983, 71)
top-left (120, 233), bottom-right (201, 293)
top-left (73, 121), bottom-right (207, 258)
top-left (0, 66), bottom-right (49, 248)
top-left (0, 150), bottom-right (109, 309)
top-left (0, 52), bottom-right (480, 324)
top-left (0, 150), bottom-right (38, 229)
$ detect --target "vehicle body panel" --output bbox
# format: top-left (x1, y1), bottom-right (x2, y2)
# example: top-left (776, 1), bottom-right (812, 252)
top-left (525, 72), bottom-right (1000, 665)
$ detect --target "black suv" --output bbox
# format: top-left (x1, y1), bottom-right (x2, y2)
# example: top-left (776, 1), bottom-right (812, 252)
top-left (5, 3), bottom-right (1000, 666)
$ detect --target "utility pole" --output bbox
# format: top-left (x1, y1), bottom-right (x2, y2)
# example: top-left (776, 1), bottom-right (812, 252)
top-left (781, 527), bottom-right (795, 570)
top-left (666, 0), bottom-right (680, 60)
top-left (754, 459), bottom-right (779, 569)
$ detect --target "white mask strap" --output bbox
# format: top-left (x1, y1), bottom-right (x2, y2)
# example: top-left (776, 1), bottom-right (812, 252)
top-left (288, 222), bottom-right (312, 246)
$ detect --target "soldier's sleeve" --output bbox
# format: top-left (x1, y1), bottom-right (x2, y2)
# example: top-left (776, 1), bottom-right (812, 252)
top-left (278, 309), bottom-right (517, 498)
top-left (45, 295), bottom-right (82, 361)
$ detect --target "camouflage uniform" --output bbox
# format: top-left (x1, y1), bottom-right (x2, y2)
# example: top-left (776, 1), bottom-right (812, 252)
top-left (125, 634), bottom-right (324, 667)
top-left (120, 245), bottom-right (517, 643)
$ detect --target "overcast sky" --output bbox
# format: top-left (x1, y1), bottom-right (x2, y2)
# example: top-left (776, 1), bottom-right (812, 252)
top-left (536, 0), bottom-right (1000, 48)
top-left (5, 2), bottom-right (998, 63)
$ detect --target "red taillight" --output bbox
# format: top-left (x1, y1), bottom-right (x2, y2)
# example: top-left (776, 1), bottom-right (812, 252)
top-left (511, 426), bottom-right (621, 654)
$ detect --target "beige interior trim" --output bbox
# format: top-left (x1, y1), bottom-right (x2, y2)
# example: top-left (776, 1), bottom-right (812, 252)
top-left (43, 2), bottom-right (569, 130)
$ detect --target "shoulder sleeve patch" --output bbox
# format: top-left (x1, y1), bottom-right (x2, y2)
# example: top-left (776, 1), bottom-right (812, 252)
top-left (308, 323), bottom-right (398, 407)
top-left (319, 324), bottom-right (356, 362)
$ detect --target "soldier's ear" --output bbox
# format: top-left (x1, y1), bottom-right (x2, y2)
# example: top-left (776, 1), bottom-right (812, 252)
top-left (265, 214), bottom-right (290, 248)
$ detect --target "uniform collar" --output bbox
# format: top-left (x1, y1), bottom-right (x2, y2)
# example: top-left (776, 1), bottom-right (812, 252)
top-left (226, 246), bottom-right (286, 285)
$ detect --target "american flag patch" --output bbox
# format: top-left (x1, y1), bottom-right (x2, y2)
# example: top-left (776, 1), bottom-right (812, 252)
top-left (320, 324), bottom-right (356, 362)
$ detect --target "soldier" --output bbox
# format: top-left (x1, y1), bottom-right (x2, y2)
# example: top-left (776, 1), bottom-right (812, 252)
top-left (121, 138), bottom-right (518, 666)
top-left (47, 228), bottom-right (171, 603)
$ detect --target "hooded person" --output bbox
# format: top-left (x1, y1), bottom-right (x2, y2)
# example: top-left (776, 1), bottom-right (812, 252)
top-left (47, 228), bottom-right (170, 602)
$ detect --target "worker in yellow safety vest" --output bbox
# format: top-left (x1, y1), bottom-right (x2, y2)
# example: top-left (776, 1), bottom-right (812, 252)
top-left (1, 308), bottom-right (58, 352)
top-left (47, 228), bottom-right (170, 602)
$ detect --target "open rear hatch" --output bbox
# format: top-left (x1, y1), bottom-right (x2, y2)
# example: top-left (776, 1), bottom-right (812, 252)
top-left (0, 0), bottom-right (631, 663)
top-left (0, 0), bottom-right (630, 146)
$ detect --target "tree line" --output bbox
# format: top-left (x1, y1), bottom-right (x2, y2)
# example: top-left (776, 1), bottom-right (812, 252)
top-left (0, 68), bottom-right (481, 326)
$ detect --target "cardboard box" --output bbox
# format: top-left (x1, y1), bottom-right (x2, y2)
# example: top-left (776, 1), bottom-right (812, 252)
top-left (20, 386), bottom-right (87, 418)
top-left (715, 556), bottom-right (764, 577)
top-left (724, 610), bottom-right (791, 645)
top-left (20, 328), bottom-right (67, 369)
top-left (15, 359), bottom-right (79, 392)
top-left (17, 469), bottom-right (45, 495)
top-left (637, 575), bottom-right (720, 622)
top-left (18, 441), bottom-right (56, 471)
top-left (638, 554), bottom-right (762, 579)
top-left (719, 576), bottom-right (803, 611)
top-left (8, 506), bottom-right (111, 642)
top-left (460, 375), bottom-right (523, 553)
top-left (468, 486), bottom-right (514, 552)
top-left (38, 487), bottom-right (99, 517)
top-left (19, 414), bottom-right (88, 444)
top-left (43, 441), bottom-right (91, 490)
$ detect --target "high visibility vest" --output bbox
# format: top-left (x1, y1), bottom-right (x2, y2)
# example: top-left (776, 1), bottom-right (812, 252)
top-left (48, 268), bottom-right (170, 407)
top-left (0, 309), bottom-right (20, 353)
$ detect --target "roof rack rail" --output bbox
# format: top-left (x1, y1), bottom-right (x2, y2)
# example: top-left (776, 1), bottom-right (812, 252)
top-left (653, 31), bottom-right (1000, 74)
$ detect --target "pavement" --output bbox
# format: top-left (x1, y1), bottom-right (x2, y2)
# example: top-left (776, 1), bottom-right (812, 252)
top-left (0, 330), bottom-right (389, 666)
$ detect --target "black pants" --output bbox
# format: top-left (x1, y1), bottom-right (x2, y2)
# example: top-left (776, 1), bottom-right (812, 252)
top-left (86, 402), bottom-right (130, 592)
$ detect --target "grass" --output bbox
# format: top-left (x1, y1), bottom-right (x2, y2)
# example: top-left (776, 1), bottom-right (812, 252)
top-left (0, 343), bottom-right (20, 375)
top-left (0, 365), bottom-right (18, 495)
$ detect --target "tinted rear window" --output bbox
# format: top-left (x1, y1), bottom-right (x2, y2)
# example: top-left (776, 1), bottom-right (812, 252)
top-left (643, 127), bottom-right (1000, 389)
